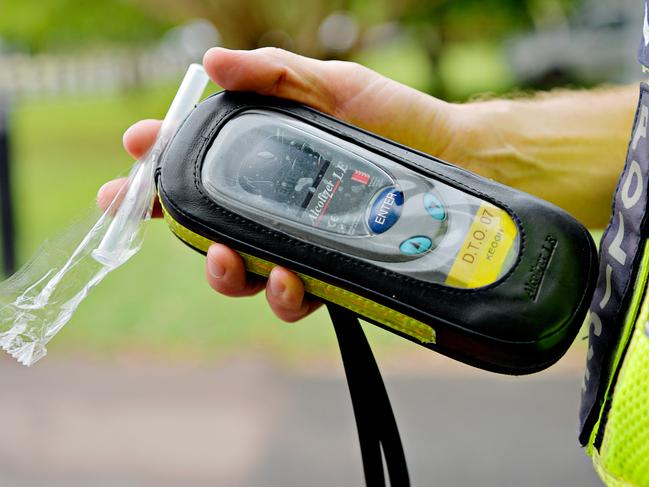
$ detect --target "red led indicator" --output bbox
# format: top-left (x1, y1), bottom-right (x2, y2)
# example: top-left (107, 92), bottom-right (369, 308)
top-left (352, 170), bottom-right (370, 185)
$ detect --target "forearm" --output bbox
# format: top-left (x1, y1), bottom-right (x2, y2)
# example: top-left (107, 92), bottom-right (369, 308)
top-left (444, 86), bottom-right (638, 228)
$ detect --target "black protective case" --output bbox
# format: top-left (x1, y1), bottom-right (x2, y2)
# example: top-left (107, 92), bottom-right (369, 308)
top-left (157, 91), bottom-right (598, 375)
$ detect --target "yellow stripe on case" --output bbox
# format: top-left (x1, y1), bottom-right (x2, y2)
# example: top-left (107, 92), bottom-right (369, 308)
top-left (161, 201), bottom-right (436, 345)
top-left (446, 202), bottom-right (518, 288)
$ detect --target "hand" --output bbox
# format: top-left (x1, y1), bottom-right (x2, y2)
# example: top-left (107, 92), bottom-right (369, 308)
top-left (98, 47), bottom-right (468, 322)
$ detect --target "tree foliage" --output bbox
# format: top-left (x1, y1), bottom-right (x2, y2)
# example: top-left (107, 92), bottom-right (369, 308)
top-left (0, 0), bottom-right (172, 52)
top-left (0, 0), bottom-right (581, 57)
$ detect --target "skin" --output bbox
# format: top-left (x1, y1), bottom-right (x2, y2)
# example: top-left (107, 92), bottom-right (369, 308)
top-left (97, 46), bottom-right (638, 323)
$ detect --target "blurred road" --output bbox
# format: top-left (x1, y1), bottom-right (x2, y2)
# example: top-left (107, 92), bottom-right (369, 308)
top-left (0, 345), bottom-right (601, 486)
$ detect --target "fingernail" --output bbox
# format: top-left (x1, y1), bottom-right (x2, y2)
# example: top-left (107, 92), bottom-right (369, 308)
top-left (204, 46), bottom-right (222, 56)
top-left (122, 123), bottom-right (138, 143)
top-left (208, 257), bottom-right (225, 279)
top-left (269, 274), bottom-right (286, 297)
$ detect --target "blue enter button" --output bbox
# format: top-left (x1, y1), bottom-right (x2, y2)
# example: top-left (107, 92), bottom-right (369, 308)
top-left (399, 236), bottom-right (433, 256)
top-left (368, 187), bottom-right (404, 234)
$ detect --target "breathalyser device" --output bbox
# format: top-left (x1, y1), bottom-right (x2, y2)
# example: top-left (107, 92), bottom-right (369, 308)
top-left (154, 75), bottom-right (598, 487)
top-left (157, 90), bottom-right (597, 374)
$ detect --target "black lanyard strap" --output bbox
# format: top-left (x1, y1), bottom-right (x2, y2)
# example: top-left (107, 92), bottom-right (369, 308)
top-left (328, 303), bottom-right (410, 487)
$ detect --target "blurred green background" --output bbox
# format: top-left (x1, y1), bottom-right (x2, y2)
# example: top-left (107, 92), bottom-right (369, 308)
top-left (0, 0), bottom-right (640, 362)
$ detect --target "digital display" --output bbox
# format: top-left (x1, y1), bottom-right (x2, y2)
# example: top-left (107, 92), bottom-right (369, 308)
top-left (237, 133), bottom-right (394, 236)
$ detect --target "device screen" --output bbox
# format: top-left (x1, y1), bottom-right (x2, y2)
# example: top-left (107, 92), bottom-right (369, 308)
top-left (204, 113), bottom-right (395, 237)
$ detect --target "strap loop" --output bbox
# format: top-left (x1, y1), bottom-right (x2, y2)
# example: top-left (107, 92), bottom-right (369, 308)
top-left (328, 303), bottom-right (410, 487)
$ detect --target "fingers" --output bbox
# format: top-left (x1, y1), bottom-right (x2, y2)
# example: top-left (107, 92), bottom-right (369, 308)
top-left (104, 120), bottom-right (162, 209)
top-left (96, 178), bottom-right (163, 218)
top-left (206, 244), bottom-right (266, 297)
top-left (97, 178), bottom-right (127, 212)
top-left (123, 119), bottom-right (162, 159)
top-left (266, 266), bottom-right (321, 322)
top-left (203, 47), bottom-right (341, 115)
top-left (205, 243), bottom-right (320, 322)
top-left (96, 119), bottom-right (165, 217)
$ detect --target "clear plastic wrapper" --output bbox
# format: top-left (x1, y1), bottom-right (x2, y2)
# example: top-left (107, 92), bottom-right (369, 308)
top-left (0, 64), bottom-right (208, 365)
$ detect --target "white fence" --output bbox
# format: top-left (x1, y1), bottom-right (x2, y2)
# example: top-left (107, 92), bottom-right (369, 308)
top-left (0, 48), bottom-right (196, 99)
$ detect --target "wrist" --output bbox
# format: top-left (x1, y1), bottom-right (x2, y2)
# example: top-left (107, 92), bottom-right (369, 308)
top-left (441, 99), bottom-right (522, 185)
top-left (445, 89), bottom-right (632, 228)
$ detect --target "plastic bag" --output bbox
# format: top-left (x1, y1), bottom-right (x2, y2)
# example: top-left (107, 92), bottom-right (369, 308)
top-left (0, 64), bottom-right (208, 365)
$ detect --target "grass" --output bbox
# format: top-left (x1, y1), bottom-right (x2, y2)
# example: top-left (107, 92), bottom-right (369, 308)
top-left (7, 82), bottom-right (411, 362)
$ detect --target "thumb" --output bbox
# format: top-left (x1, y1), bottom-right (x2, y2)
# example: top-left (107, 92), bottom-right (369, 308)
top-left (203, 47), bottom-right (342, 115)
top-left (202, 47), bottom-right (453, 159)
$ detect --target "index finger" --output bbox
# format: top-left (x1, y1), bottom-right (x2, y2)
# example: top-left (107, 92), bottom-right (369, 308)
top-left (97, 178), bottom-right (164, 218)
top-left (123, 119), bottom-right (163, 159)
top-left (97, 119), bottom-right (165, 215)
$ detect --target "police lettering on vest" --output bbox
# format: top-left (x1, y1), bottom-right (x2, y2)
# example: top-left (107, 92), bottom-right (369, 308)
top-left (579, 88), bottom-right (649, 446)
